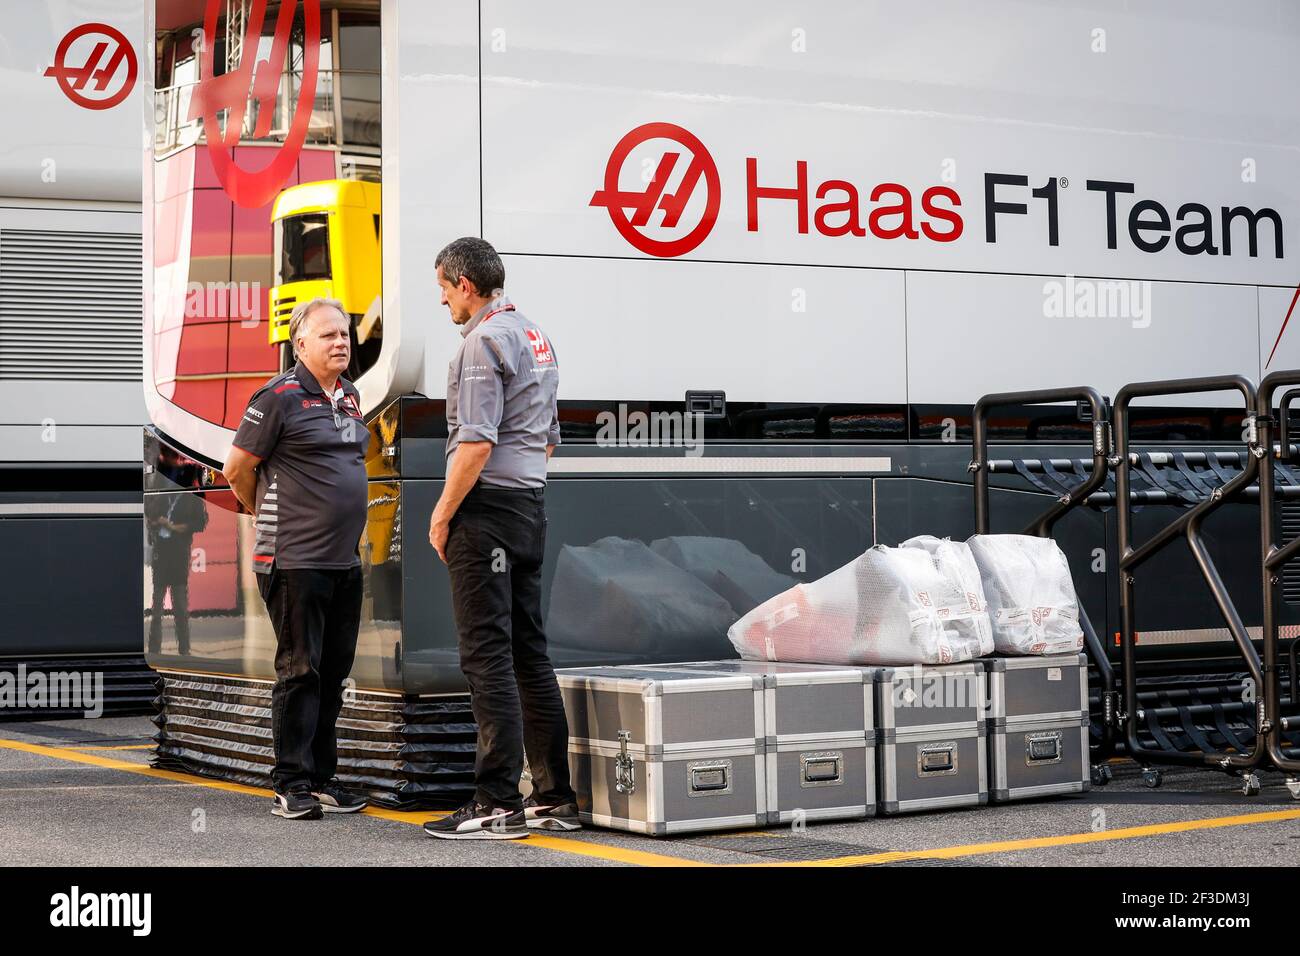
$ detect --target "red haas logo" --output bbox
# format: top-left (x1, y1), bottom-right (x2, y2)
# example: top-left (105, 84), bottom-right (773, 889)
top-left (590, 123), bottom-right (721, 258)
top-left (592, 121), bottom-right (965, 257)
top-left (526, 328), bottom-right (555, 365)
top-left (187, 0), bottom-right (320, 208)
top-left (45, 23), bottom-right (138, 110)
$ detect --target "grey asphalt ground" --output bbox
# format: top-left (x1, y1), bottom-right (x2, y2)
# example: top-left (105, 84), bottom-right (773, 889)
top-left (1, 715), bottom-right (1298, 867)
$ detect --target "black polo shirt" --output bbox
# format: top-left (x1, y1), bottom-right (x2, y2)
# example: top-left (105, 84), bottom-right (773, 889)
top-left (231, 362), bottom-right (370, 574)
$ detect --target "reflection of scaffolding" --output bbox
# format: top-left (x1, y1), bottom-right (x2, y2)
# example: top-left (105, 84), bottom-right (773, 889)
top-left (225, 0), bottom-right (247, 74)
top-left (225, 0), bottom-right (249, 138)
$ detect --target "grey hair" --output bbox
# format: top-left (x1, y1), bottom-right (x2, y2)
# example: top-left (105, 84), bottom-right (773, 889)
top-left (435, 237), bottom-right (505, 297)
top-left (288, 297), bottom-right (347, 357)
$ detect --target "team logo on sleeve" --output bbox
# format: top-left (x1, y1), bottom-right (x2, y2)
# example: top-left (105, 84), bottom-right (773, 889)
top-left (526, 328), bottom-right (555, 365)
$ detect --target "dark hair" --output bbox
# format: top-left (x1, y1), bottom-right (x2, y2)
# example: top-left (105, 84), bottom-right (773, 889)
top-left (435, 237), bottom-right (505, 296)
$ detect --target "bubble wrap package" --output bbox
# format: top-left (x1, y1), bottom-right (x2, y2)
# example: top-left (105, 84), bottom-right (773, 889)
top-left (966, 533), bottom-right (1085, 655)
top-left (900, 534), bottom-right (995, 657)
top-left (726, 538), bottom-right (993, 666)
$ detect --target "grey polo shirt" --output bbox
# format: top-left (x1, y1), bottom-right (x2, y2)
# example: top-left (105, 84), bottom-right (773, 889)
top-left (232, 362), bottom-right (371, 574)
top-left (446, 295), bottom-right (560, 489)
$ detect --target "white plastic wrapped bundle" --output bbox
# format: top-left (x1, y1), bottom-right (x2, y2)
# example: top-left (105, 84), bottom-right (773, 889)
top-left (900, 535), bottom-right (994, 659)
top-left (726, 543), bottom-right (993, 666)
top-left (966, 534), bottom-right (1085, 655)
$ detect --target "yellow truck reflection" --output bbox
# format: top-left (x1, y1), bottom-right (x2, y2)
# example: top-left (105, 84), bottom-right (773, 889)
top-left (269, 179), bottom-right (382, 376)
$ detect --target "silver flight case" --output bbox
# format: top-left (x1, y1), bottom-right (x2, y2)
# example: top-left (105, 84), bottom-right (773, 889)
top-left (873, 662), bottom-right (988, 814)
top-left (982, 653), bottom-right (1091, 802)
top-left (644, 660), bottom-right (876, 824)
top-left (556, 666), bottom-right (767, 835)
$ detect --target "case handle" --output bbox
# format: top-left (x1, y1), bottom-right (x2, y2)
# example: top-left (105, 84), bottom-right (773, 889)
top-left (917, 742), bottom-right (957, 776)
top-left (801, 752), bottom-right (844, 787)
top-left (688, 762), bottom-right (731, 795)
top-left (1025, 731), bottom-right (1063, 765)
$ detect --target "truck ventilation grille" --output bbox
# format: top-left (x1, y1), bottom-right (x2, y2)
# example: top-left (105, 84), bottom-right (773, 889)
top-left (1281, 498), bottom-right (1300, 605)
top-left (0, 228), bottom-right (142, 381)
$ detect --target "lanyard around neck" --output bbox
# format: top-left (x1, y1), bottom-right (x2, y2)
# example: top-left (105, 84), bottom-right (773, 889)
top-left (481, 304), bottom-right (516, 324)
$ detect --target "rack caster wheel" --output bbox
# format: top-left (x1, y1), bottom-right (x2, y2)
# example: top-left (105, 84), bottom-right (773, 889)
top-left (1141, 768), bottom-right (1163, 789)
top-left (1090, 764), bottom-right (1113, 786)
top-left (1240, 773), bottom-right (1261, 798)
top-left (1286, 778), bottom-right (1300, 801)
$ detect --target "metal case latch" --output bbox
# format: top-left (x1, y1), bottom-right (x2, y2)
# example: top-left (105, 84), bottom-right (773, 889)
top-left (614, 729), bottom-right (636, 795)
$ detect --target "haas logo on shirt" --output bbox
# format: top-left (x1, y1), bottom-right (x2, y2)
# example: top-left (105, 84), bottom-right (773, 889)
top-left (526, 328), bottom-right (555, 366)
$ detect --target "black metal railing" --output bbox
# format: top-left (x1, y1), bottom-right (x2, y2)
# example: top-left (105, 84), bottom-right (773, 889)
top-left (971, 386), bottom-right (1118, 776)
top-left (1113, 375), bottom-right (1267, 791)
top-left (1254, 373), bottom-right (1300, 790)
top-left (975, 373), bottom-right (1300, 798)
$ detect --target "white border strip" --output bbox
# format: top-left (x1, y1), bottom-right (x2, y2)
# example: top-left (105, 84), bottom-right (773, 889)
top-left (547, 456), bottom-right (892, 475)
top-left (0, 503), bottom-right (143, 516)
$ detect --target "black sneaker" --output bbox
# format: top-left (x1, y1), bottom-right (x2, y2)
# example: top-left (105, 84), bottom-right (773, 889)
top-left (523, 796), bottom-right (583, 831)
top-left (312, 780), bottom-right (368, 814)
top-left (272, 786), bottom-right (323, 820)
top-left (423, 801), bottom-right (528, 840)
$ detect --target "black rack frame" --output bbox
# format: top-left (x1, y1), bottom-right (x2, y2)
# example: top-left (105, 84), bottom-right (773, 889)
top-left (971, 386), bottom-right (1118, 773)
top-left (1254, 373), bottom-right (1300, 788)
top-left (1112, 375), bottom-right (1268, 788)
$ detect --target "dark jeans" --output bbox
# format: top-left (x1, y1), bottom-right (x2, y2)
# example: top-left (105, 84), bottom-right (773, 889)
top-left (446, 484), bottom-right (575, 810)
top-left (148, 549), bottom-right (191, 655)
top-left (257, 565), bottom-right (362, 793)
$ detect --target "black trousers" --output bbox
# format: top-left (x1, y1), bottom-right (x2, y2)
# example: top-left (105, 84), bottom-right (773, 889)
top-left (257, 565), bottom-right (362, 793)
top-left (446, 484), bottom-right (575, 810)
top-left (148, 550), bottom-right (191, 655)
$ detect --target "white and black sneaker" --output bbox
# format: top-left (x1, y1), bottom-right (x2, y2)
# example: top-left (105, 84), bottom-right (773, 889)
top-left (312, 780), bottom-right (368, 813)
top-left (523, 796), bottom-right (583, 831)
top-left (272, 786), bottom-right (323, 820)
top-left (423, 801), bottom-right (528, 840)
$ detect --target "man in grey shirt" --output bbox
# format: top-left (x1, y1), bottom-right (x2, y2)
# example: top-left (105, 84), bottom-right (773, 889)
top-left (423, 237), bottom-right (579, 840)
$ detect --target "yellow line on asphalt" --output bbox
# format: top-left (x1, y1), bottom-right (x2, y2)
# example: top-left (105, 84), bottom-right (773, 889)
top-left (25, 735), bottom-right (1289, 869)
top-left (69, 744), bottom-right (155, 751)
top-left (0, 739), bottom-right (273, 797)
top-left (742, 806), bottom-right (1300, 867)
top-left (0, 738), bottom-right (706, 867)
top-left (506, 832), bottom-right (710, 867)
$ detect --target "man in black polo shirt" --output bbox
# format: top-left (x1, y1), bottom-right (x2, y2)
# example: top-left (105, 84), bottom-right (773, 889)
top-left (223, 297), bottom-right (371, 820)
